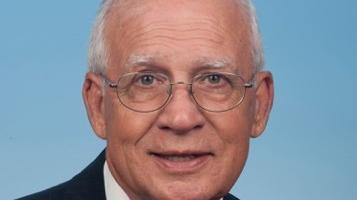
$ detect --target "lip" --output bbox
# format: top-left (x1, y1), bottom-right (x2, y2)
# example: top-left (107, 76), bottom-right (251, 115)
top-left (149, 151), bottom-right (213, 174)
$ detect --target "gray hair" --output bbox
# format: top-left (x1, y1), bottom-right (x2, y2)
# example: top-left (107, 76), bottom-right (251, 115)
top-left (88, 0), bottom-right (264, 74)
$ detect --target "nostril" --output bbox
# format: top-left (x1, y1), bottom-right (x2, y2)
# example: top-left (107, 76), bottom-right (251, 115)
top-left (193, 124), bottom-right (203, 130)
top-left (159, 126), bottom-right (171, 131)
top-left (158, 119), bottom-right (204, 135)
top-left (159, 124), bottom-right (203, 130)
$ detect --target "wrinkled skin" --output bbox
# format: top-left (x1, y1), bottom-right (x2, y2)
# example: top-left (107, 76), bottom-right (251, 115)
top-left (83, 0), bottom-right (274, 199)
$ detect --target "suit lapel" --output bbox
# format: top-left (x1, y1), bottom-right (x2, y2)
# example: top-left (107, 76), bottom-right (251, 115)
top-left (64, 150), bottom-right (240, 200)
top-left (63, 150), bottom-right (107, 200)
top-left (223, 193), bottom-right (240, 200)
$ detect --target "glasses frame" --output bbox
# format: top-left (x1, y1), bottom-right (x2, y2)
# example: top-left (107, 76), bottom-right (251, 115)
top-left (101, 72), bottom-right (255, 113)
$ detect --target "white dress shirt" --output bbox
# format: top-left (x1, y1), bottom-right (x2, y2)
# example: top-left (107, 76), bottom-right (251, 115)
top-left (104, 161), bottom-right (224, 200)
top-left (104, 161), bottom-right (130, 200)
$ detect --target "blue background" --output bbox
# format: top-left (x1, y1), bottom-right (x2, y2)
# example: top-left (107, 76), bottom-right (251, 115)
top-left (1, 0), bottom-right (356, 199)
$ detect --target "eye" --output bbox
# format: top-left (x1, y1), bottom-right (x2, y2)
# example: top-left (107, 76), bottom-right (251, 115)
top-left (132, 73), bottom-right (167, 88)
top-left (201, 73), bottom-right (228, 86)
top-left (195, 72), bottom-right (232, 90)
top-left (206, 74), bottom-right (222, 84)
top-left (139, 74), bottom-right (155, 85)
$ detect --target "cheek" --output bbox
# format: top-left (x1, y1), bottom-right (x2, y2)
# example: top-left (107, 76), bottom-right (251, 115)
top-left (105, 107), bottom-right (157, 145)
top-left (104, 104), bottom-right (158, 174)
top-left (103, 95), bottom-right (160, 158)
top-left (217, 111), bottom-right (251, 160)
top-left (211, 107), bottom-right (254, 144)
top-left (219, 113), bottom-right (251, 182)
top-left (208, 101), bottom-right (254, 171)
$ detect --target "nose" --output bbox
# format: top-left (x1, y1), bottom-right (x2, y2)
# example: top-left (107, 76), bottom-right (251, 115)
top-left (156, 83), bottom-right (205, 134)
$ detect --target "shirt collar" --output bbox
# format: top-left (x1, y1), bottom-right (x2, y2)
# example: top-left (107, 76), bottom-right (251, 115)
top-left (104, 161), bottom-right (223, 200)
top-left (104, 161), bottom-right (130, 200)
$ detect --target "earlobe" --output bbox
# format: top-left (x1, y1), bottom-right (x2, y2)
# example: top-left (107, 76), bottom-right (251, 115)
top-left (82, 72), bottom-right (107, 139)
top-left (251, 71), bottom-right (274, 138)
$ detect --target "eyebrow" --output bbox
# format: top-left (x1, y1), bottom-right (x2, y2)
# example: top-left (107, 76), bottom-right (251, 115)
top-left (125, 54), bottom-right (156, 68)
top-left (125, 54), bottom-right (240, 74)
top-left (193, 57), bottom-right (242, 74)
top-left (194, 57), bottom-right (231, 68)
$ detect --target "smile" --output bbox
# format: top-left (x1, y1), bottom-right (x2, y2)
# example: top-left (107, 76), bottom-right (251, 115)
top-left (149, 151), bottom-right (214, 174)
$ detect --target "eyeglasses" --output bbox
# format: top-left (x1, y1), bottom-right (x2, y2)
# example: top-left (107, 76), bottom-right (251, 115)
top-left (101, 71), bottom-right (254, 113)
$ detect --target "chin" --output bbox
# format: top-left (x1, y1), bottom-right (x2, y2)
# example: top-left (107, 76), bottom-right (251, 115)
top-left (151, 191), bottom-right (213, 200)
top-left (145, 181), bottom-right (224, 200)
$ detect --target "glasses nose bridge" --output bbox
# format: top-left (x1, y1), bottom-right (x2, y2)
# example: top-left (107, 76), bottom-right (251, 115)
top-left (169, 81), bottom-right (193, 95)
top-left (164, 81), bottom-right (197, 110)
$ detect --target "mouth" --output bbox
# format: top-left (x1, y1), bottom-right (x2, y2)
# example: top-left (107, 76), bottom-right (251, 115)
top-left (149, 151), bottom-right (213, 174)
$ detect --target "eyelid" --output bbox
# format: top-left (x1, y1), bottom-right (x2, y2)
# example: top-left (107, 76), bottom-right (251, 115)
top-left (136, 72), bottom-right (169, 82)
top-left (131, 64), bottom-right (170, 75)
top-left (195, 72), bottom-right (228, 79)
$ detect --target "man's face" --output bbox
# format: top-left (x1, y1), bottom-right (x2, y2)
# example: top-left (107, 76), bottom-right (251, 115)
top-left (83, 0), bottom-right (273, 199)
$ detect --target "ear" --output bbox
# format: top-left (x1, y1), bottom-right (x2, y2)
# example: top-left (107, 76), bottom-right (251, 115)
top-left (82, 72), bottom-right (107, 139)
top-left (251, 71), bottom-right (274, 138)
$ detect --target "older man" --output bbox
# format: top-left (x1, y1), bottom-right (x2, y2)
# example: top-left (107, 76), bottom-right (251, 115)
top-left (18, 0), bottom-right (273, 199)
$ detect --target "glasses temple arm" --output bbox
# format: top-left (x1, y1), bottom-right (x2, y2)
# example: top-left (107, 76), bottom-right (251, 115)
top-left (99, 73), bottom-right (118, 88)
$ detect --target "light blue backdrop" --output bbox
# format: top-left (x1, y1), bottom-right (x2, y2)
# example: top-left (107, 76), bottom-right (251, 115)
top-left (1, 0), bottom-right (356, 199)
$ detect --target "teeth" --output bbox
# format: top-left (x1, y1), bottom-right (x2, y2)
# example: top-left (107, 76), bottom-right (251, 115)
top-left (162, 155), bottom-right (197, 161)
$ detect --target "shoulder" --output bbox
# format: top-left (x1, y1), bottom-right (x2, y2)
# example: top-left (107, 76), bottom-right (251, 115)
top-left (224, 192), bottom-right (240, 200)
top-left (16, 181), bottom-right (72, 200)
top-left (16, 150), bottom-right (106, 200)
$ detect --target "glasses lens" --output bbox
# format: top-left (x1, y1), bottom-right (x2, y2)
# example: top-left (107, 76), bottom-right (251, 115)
top-left (192, 73), bottom-right (246, 112)
top-left (116, 72), bottom-right (170, 112)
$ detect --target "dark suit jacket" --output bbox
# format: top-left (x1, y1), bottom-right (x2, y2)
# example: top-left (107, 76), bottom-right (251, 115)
top-left (17, 150), bottom-right (239, 200)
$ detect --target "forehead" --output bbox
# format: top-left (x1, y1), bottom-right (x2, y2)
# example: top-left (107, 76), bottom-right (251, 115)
top-left (104, 0), bottom-right (252, 74)
top-left (108, 0), bottom-right (247, 24)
